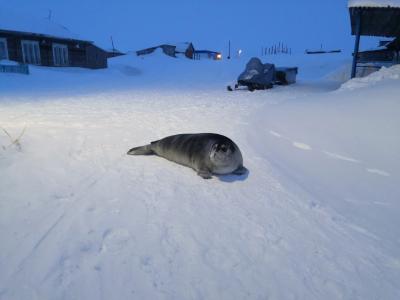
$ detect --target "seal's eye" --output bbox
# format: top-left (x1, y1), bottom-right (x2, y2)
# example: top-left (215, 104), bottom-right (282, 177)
top-left (216, 144), bottom-right (227, 152)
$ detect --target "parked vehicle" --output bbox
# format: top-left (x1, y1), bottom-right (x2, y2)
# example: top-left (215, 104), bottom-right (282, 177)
top-left (227, 57), bottom-right (298, 91)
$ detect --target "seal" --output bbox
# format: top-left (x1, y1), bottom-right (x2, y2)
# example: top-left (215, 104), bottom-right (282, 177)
top-left (127, 133), bottom-right (248, 179)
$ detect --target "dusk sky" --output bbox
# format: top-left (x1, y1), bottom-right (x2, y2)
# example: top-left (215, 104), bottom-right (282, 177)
top-left (2, 0), bottom-right (379, 55)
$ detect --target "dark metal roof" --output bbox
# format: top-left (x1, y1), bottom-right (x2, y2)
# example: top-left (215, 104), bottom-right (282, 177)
top-left (349, 7), bottom-right (400, 37)
top-left (0, 28), bottom-right (93, 44)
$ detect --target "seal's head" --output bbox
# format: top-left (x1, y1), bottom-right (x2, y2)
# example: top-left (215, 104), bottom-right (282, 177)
top-left (209, 142), bottom-right (242, 174)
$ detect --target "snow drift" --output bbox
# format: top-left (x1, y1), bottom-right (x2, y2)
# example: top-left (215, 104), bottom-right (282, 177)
top-left (1, 53), bottom-right (399, 299)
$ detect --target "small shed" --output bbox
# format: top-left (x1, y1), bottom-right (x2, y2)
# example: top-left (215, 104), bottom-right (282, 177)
top-left (348, 0), bottom-right (400, 77)
top-left (357, 38), bottom-right (400, 63)
top-left (0, 11), bottom-right (108, 69)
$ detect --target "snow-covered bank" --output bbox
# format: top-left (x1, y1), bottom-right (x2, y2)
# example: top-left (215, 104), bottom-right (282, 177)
top-left (249, 67), bottom-right (400, 244)
top-left (0, 52), bottom-right (350, 96)
top-left (1, 55), bottom-right (399, 299)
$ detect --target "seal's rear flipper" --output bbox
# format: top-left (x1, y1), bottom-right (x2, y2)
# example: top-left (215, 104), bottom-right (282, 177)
top-left (197, 170), bottom-right (213, 179)
top-left (233, 166), bottom-right (248, 175)
top-left (127, 144), bottom-right (154, 155)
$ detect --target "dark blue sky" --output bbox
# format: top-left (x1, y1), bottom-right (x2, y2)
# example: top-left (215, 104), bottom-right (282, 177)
top-left (3, 0), bottom-right (379, 55)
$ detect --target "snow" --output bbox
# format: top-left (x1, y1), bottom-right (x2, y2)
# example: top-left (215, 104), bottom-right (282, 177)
top-left (348, 0), bottom-right (400, 7)
top-left (0, 9), bottom-right (82, 41)
top-left (340, 64), bottom-right (400, 90)
top-left (1, 52), bottom-right (400, 299)
top-left (0, 60), bottom-right (19, 66)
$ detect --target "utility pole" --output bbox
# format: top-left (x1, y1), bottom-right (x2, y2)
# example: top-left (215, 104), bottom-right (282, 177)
top-left (227, 40), bottom-right (231, 59)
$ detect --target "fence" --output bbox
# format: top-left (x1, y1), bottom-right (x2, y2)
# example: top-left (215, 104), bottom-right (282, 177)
top-left (0, 64), bottom-right (29, 75)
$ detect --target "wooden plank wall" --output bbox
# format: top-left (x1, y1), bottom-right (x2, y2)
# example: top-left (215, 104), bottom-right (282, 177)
top-left (0, 31), bottom-right (107, 69)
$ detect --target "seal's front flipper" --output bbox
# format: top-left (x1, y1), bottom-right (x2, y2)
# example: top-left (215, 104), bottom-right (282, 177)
top-left (233, 166), bottom-right (248, 175)
top-left (197, 170), bottom-right (213, 179)
top-left (127, 144), bottom-right (154, 155)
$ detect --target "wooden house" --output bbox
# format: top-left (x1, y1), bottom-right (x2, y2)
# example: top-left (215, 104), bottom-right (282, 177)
top-left (348, 0), bottom-right (400, 77)
top-left (0, 12), bottom-right (108, 69)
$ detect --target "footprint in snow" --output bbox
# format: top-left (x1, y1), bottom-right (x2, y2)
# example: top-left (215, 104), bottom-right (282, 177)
top-left (292, 142), bottom-right (312, 151)
top-left (101, 228), bottom-right (131, 254)
top-left (366, 168), bottom-right (390, 177)
top-left (323, 151), bottom-right (360, 163)
top-left (267, 129), bottom-right (391, 180)
top-left (268, 130), bottom-right (312, 150)
top-left (269, 130), bottom-right (283, 138)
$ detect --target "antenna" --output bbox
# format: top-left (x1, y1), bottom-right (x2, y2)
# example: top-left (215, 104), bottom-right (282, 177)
top-left (111, 36), bottom-right (116, 52)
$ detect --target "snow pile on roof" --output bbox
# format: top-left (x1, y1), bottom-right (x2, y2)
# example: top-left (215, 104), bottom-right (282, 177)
top-left (0, 59), bottom-right (20, 66)
top-left (340, 64), bottom-right (400, 90)
top-left (174, 42), bottom-right (192, 52)
top-left (348, 0), bottom-right (400, 7)
top-left (0, 9), bottom-right (82, 41)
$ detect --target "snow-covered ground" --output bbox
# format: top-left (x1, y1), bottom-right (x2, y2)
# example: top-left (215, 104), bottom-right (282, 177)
top-left (1, 53), bottom-right (399, 299)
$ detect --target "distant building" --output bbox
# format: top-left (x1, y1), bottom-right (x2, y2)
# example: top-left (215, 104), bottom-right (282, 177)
top-left (305, 49), bottom-right (341, 55)
top-left (348, 0), bottom-right (400, 77)
top-left (106, 48), bottom-right (125, 58)
top-left (136, 42), bottom-right (195, 59)
top-left (0, 11), bottom-right (108, 69)
top-left (357, 38), bottom-right (400, 64)
top-left (193, 50), bottom-right (222, 60)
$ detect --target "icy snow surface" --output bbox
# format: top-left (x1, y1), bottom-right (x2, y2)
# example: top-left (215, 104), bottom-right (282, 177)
top-left (1, 53), bottom-right (400, 299)
top-left (348, 0), bottom-right (400, 7)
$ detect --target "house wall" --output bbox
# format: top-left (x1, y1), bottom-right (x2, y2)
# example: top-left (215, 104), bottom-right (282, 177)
top-left (184, 43), bottom-right (195, 59)
top-left (193, 51), bottom-right (220, 60)
top-left (357, 49), bottom-right (398, 63)
top-left (86, 44), bottom-right (108, 69)
top-left (68, 47), bottom-right (87, 67)
top-left (1, 32), bottom-right (23, 62)
top-left (0, 30), bottom-right (107, 69)
top-left (161, 45), bottom-right (176, 57)
top-left (0, 32), bottom-right (57, 65)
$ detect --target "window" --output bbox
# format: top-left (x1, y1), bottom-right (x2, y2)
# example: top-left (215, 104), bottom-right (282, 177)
top-left (0, 38), bottom-right (8, 60)
top-left (21, 40), bottom-right (41, 65)
top-left (52, 43), bottom-right (69, 66)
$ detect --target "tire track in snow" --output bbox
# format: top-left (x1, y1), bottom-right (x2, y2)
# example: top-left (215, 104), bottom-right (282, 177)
top-left (14, 212), bottom-right (66, 275)
top-left (6, 152), bottom-right (128, 286)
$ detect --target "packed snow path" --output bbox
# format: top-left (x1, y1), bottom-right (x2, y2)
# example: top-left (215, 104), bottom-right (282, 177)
top-left (1, 58), bottom-right (399, 299)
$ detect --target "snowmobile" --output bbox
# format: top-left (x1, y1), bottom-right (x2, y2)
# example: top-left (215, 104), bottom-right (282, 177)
top-left (227, 57), bottom-right (298, 91)
top-left (227, 57), bottom-right (275, 92)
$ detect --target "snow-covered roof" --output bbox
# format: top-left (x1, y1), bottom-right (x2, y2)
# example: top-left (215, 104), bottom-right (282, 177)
top-left (174, 42), bottom-right (193, 52)
top-left (0, 9), bottom-right (85, 41)
top-left (348, 0), bottom-right (400, 8)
